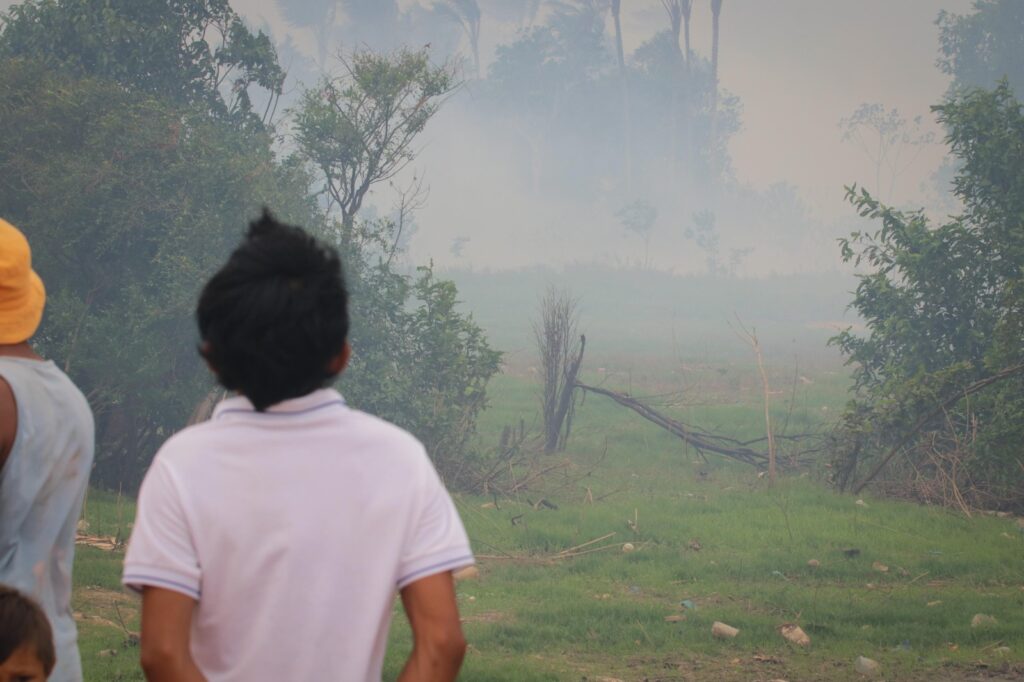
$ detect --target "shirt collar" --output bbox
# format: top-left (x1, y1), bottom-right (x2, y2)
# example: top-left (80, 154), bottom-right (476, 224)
top-left (212, 388), bottom-right (346, 420)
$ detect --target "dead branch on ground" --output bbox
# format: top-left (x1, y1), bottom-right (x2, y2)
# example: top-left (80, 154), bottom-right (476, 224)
top-left (575, 382), bottom-right (821, 469)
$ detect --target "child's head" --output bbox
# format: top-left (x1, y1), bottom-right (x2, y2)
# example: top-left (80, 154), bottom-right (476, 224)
top-left (0, 586), bottom-right (55, 682)
top-left (197, 210), bottom-right (350, 411)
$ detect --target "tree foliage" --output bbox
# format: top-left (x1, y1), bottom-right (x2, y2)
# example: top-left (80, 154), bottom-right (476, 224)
top-left (294, 49), bottom-right (457, 237)
top-left (831, 84), bottom-right (1024, 508)
top-left (0, 59), bottom-right (315, 487)
top-left (938, 0), bottom-right (1024, 99)
top-left (0, 7), bottom-right (499, 489)
top-left (0, 0), bottom-right (284, 128)
top-left (295, 48), bottom-right (500, 481)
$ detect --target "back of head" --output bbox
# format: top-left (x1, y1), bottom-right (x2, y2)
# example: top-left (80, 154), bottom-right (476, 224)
top-left (197, 211), bottom-right (349, 411)
top-left (0, 585), bottom-right (55, 676)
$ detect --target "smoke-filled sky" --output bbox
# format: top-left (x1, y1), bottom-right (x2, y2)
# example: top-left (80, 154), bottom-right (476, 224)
top-left (233, 0), bottom-right (970, 216)
top-left (222, 0), bottom-right (973, 272)
top-left (0, 0), bottom-right (974, 271)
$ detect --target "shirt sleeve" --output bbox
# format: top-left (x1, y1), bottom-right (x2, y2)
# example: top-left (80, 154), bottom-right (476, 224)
top-left (395, 457), bottom-right (474, 589)
top-left (122, 458), bottom-right (202, 600)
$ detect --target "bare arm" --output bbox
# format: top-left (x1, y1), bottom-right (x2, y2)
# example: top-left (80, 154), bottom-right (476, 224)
top-left (139, 587), bottom-right (207, 682)
top-left (0, 376), bottom-right (16, 473)
top-left (398, 571), bottom-right (467, 682)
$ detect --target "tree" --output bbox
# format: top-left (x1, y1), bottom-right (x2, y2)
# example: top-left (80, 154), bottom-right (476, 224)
top-left (434, 0), bottom-right (482, 79)
top-left (830, 84), bottom-right (1024, 509)
top-left (610, 0), bottom-right (632, 191)
top-left (294, 48), bottom-right (501, 480)
top-left (709, 0), bottom-right (723, 182)
top-left (661, 0), bottom-right (692, 178)
top-left (839, 103), bottom-right (935, 202)
top-left (294, 48), bottom-right (457, 246)
top-left (534, 288), bottom-right (585, 454)
top-left (484, 5), bottom-right (614, 194)
top-left (0, 0), bottom-right (284, 128)
top-left (0, 60), bottom-right (316, 488)
top-left (616, 200), bottom-right (657, 268)
top-left (938, 0), bottom-right (1024, 99)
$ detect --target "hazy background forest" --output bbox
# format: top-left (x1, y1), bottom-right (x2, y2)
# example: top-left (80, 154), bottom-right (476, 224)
top-left (2, 0), bottom-right (1024, 679)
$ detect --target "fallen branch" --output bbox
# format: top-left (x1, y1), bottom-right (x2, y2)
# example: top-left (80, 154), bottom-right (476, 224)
top-left (576, 382), bottom-right (809, 468)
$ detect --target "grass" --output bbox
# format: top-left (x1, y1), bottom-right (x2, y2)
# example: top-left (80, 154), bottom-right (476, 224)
top-left (71, 367), bottom-right (1024, 681)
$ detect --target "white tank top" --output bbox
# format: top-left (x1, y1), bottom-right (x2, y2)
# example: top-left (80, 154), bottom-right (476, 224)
top-left (0, 357), bottom-right (94, 682)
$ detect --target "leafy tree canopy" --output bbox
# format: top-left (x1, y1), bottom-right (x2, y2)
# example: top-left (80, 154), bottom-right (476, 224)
top-left (0, 0), bottom-right (284, 127)
top-left (938, 0), bottom-right (1024, 98)
top-left (0, 59), bottom-right (315, 486)
top-left (831, 83), bottom-right (1024, 508)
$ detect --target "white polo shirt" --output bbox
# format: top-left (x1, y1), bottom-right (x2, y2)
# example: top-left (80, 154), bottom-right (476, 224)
top-left (122, 388), bottom-right (473, 681)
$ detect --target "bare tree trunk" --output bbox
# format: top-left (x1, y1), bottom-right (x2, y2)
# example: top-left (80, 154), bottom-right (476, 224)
top-left (662, 1), bottom-right (688, 181)
top-left (535, 289), bottom-right (585, 453)
top-left (681, 0), bottom-right (693, 185)
top-left (709, 0), bottom-right (723, 185)
top-left (611, 0), bottom-right (632, 193)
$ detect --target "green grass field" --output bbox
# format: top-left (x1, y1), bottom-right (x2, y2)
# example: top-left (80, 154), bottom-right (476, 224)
top-left (71, 364), bottom-right (1024, 681)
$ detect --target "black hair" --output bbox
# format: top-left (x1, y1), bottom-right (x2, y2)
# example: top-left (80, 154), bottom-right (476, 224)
top-left (197, 210), bottom-right (349, 411)
top-left (0, 585), bottom-right (56, 675)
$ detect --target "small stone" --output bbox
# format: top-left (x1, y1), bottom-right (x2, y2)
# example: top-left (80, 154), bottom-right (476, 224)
top-left (779, 624), bottom-right (810, 647)
top-left (664, 614), bottom-right (685, 623)
top-left (680, 599), bottom-right (697, 610)
top-left (971, 613), bottom-right (997, 628)
top-left (97, 649), bottom-right (118, 658)
top-left (622, 542), bottom-right (635, 553)
top-left (807, 559), bottom-right (820, 568)
top-left (480, 502), bottom-right (496, 509)
top-left (854, 655), bottom-right (879, 676)
top-left (712, 621), bottom-right (739, 639)
top-left (927, 600), bottom-right (942, 607)
top-left (855, 499), bottom-right (868, 508)
top-left (688, 539), bottom-right (702, 551)
top-left (872, 561), bottom-right (889, 573)
top-left (467, 595), bottom-right (476, 603)
top-left (453, 566), bottom-right (479, 581)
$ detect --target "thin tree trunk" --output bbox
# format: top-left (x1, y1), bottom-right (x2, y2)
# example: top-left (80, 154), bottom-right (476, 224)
top-left (710, 0), bottom-right (723, 185)
top-left (664, 2), bottom-right (684, 180)
top-left (611, 0), bottom-right (632, 194)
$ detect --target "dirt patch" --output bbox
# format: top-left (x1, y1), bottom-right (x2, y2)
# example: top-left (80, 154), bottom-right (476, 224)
top-left (73, 586), bottom-right (139, 638)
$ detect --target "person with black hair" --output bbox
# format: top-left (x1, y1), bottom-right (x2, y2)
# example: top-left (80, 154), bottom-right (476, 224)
top-left (122, 212), bottom-right (473, 681)
top-left (0, 585), bottom-right (56, 682)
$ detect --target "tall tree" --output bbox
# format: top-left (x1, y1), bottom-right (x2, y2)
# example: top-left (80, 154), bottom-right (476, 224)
top-left (294, 48), bottom-right (457, 246)
top-left (938, 0), bottom-right (1024, 99)
top-left (831, 84), bottom-right (1024, 508)
top-left (681, 0), bottom-right (693, 70)
top-left (435, 0), bottom-right (482, 79)
top-left (661, 0), bottom-right (689, 178)
top-left (0, 0), bottom-right (284, 128)
top-left (709, 0), bottom-right (723, 182)
top-left (611, 0), bottom-right (632, 191)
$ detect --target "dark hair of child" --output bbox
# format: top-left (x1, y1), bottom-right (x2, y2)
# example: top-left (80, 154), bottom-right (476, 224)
top-left (197, 210), bottom-right (350, 411)
top-left (0, 585), bottom-right (56, 676)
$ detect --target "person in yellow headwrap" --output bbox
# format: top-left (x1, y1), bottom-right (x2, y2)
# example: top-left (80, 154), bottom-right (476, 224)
top-left (0, 218), bottom-right (94, 682)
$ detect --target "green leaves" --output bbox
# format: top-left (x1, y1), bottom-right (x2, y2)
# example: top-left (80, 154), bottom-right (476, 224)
top-left (831, 84), bottom-right (1024, 506)
top-left (0, 0), bottom-right (284, 128)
